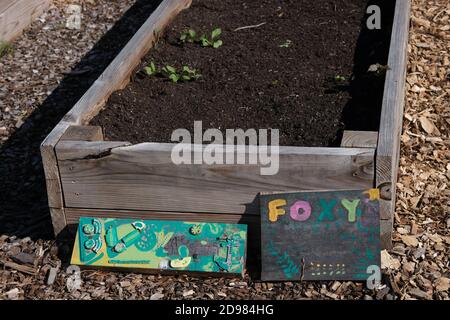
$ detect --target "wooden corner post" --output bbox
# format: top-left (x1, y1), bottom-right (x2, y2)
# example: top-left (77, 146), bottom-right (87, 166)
top-left (376, 0), bottom-right (411, 249)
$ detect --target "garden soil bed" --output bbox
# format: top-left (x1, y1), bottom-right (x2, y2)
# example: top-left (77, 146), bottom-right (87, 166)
top-left (92, 0), bottom-right (394, 147)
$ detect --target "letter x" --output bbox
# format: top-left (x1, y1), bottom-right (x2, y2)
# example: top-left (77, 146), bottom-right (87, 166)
top-left (318, 199), bottom-right (337, 221)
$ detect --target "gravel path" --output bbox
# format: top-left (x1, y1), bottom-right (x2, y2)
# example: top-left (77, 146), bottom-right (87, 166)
top-left (0, 0), bottom-right (448, 300)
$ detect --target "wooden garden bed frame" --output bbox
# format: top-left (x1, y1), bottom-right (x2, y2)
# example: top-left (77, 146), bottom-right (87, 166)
top-left (41, 0), bottom-right (411, 249)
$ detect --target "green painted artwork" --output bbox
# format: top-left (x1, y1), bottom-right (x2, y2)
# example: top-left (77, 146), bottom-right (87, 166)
top-left (71, 217), bottom-right (247, 275)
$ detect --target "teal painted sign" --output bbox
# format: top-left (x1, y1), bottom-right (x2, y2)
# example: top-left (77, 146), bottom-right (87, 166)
top-left (260, 189), bottom-right (381, 281)
top-left (71, 217), bottom-right (247, 275)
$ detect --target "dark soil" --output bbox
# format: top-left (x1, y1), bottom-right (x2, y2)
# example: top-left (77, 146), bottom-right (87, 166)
top-left (92, 0), bottom-right (394, 147)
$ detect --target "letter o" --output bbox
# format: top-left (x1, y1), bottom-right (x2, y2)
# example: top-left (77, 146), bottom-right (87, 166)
top-left (290, 201), bottom-right (311, 221)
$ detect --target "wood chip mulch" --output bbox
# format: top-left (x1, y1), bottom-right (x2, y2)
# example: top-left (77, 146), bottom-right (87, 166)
top-left (0, 0), bottom-right (448, 300)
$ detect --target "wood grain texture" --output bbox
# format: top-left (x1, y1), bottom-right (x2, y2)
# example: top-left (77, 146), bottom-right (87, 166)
top-left (380, 214), bottom-right (393, 250)
top-left (376, 0), bottom-right (411, 232)
top-left (60, 125), bottom-right (104, 142)
top-left (56, 140), bottom-right (130, 160)
top-left (0, 0), bottom-right (50, 42)
top-left (341, 131), bottom-right (378, 149)
top-left (0, 0), bottom-right (16, 13)
top-left (49, 207), bottom-right (66, 236)
top-left (41, 121), bottom-right (71, 235)
top-left (56, 141), bottom-right (375, 215)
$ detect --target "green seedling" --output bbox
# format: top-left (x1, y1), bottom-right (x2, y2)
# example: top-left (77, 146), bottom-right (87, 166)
top-left (279, 40), bottom-right (292, 48)
top-left (334, 75), bottom-right (347, 82)
top-left (0, 41), bottom-right (13, 59)
top-left (162, 65), bottom-right (201, 83)
top-left (144, 62), bottom-right (158, 76)
top-left (144, 61), bottom-right (201, 83)
top-left (200, 28), bottom-right (223, 48)
top-left (180, 29), bottom-right (197, 43)
top-left (180, 66), bottom-right (201, 81)
top-left (162, 65), bottom-right (180, 82)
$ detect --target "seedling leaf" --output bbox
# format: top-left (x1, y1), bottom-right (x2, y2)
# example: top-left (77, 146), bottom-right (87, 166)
top-left (211, 28), bottom-right (222, 40)
top-left (198, 28), bottom-right (223, 48)
top-left (144, 62), bottom-right (158, 76)
top-left (144, 66), bottom-right (152, 75)
top-left (213, 40), bottom-right (223, 49)
top-left (169, 73), bottom-right (180, 83)
top-left (157, 64), bottom-right (202, 83)
top-left (163, 65), bottom-right (177, 74)
top-left (180, 29), bottom-right (197, 43)
top-left (279, 40), bottom-right (292, 48)
top-left (200, 35), bottom-right (210, 47)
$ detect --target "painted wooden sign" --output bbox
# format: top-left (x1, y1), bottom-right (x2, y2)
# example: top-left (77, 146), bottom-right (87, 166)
top-left (260, 189), bottom-right (380, 281)
top-left (71, 217), bottom-right (247, 275)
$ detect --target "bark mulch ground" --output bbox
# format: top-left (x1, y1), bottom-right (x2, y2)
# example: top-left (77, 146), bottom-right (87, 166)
top-left (0, 0), bottom-right (448, 300)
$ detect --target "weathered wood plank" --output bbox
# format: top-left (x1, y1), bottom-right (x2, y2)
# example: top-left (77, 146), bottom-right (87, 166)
top-left (56, 142), bottom-right (375, 215)
top-left (49, 207), bottom-right (66, 236)
top-left (341, 131), bottom-right (378, 149)
top-left (380, 214), bottom-right (393, 250)
top-left (41, 121), bottom-right (71, 235)
top-left (376, 0), bottom-right (411, 234)
top-left (56, 140), bottom-right (130, 160)
top-left (60, 125), bottom-right (104, 142)
top-left (63, 0), bottom-right (192, 125)
top-left (0, 0), bottom-right (51, 42)
top-left (0, 0), bottom-right (16, 13)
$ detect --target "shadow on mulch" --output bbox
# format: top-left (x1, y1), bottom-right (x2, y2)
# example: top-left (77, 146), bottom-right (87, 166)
top-left (0, 0), bottom-right (162, 241)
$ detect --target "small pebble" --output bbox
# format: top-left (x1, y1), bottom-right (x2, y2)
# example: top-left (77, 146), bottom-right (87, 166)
top-left (150, 292), bottom-right (164, 300)
top-left (5, 288), bottom-right (20, 300)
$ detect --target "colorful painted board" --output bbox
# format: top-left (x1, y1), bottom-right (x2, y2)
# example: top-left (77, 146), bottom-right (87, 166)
top-left (260, 189), bottom-right (380, 281)
top-left (71, 217), bottom-right (247, 275)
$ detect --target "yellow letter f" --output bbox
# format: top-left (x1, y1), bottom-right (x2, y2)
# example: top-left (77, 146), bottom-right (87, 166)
top-left (268, 199), bottom-right (287, 222)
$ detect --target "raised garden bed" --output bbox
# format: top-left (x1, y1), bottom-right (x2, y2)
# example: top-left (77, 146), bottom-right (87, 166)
top-left (41, 0), bottom-right (411, 250)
